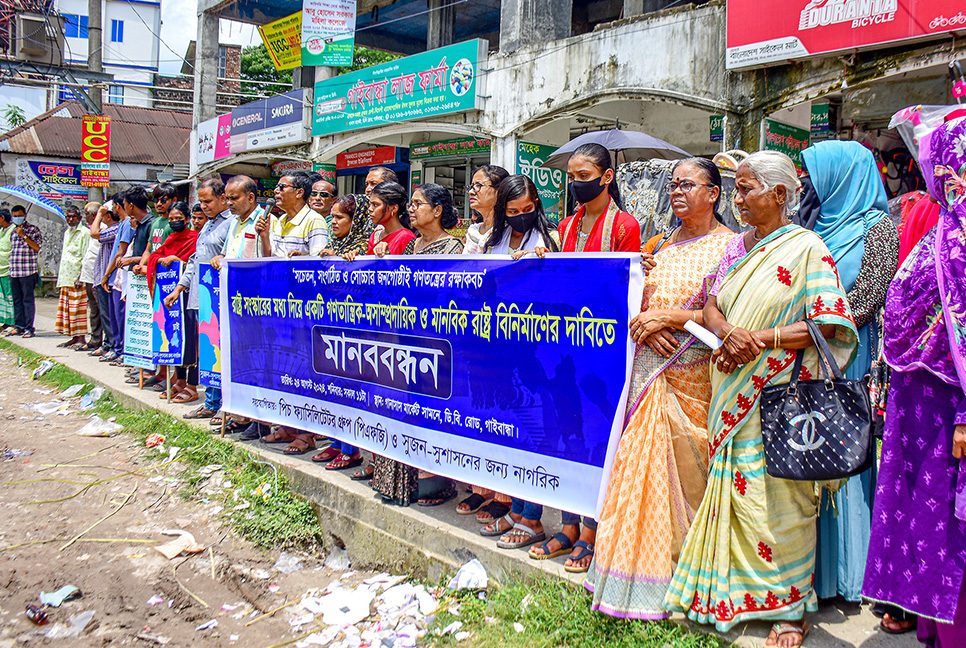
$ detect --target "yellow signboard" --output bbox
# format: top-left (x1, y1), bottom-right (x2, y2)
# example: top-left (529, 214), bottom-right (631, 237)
top-left (257, 12), bottom-right (302, 71)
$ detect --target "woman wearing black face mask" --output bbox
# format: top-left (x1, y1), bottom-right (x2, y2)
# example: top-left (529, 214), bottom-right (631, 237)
top-left (542, 142), bottom-right (640, 255)
top-left (484, 175), bottom-right (560, 255)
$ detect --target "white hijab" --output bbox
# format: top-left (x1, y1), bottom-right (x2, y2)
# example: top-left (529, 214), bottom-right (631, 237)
top-left (485, 227), bottom-right (548, 255)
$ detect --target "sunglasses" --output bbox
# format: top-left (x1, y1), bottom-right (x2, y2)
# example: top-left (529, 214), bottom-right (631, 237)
top-left (310, 190), bottom-right (334, 198)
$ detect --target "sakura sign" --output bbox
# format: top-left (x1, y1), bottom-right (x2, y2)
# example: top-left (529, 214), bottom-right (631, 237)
top-left (727, 0), bottom-right (966, 70)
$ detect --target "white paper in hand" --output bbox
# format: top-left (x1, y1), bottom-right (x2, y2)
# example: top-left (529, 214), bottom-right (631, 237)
top-left (684, 320), bottom-right (722, 350)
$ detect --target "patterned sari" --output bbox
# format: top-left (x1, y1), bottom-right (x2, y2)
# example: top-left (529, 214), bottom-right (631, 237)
top-left (585, 231), bottom-right (732, 619)
top-left (664, 224), bottom-right (857, 631)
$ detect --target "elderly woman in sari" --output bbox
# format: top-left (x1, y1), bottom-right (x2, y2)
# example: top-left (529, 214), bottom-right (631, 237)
top-left (585, 158), bottom-right (733, 619)
top-left (864, 112), bottom-right (966, 648)
top-left (665, 151), bottom-right (858, 647)
top-left (794, 141), bottom-right (900, 605)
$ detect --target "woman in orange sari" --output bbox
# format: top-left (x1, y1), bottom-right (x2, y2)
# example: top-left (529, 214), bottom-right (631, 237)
top-left (585, 158), bottom-right (733, 618)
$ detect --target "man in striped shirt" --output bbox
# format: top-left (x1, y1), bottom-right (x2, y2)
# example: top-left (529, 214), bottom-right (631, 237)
top-left (259, 171), bottom-right (328, 257)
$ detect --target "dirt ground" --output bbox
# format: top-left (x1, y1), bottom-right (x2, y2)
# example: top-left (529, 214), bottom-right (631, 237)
top-left (0, 350), bottom-right (358, 647)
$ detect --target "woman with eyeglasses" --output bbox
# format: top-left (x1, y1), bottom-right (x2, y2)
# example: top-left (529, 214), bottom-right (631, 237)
top-left (464, 165), bottom-right (509, 254)
top-left (368, 183), bottom-right (463, 506)
top-left (585, 158), bottom-right (733, 620)
top-left (523, 143), bottom-right (641, 574)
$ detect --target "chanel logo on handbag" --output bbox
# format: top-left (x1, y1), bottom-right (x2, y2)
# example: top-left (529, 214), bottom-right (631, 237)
top-left (787, 412), bottom-right (827, 452)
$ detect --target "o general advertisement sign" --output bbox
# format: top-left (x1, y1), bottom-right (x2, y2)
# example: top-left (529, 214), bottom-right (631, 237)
top-left (229, 88), bottom-right (312, 155)
top-left (80, 115), bottom-right (110, 187)
top-left (727, 0), bottom-right (966, 70)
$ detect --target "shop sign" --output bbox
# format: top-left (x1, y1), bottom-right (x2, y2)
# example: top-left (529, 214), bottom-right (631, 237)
top-left (258, 11), bottom-right (302, 71)
top-left (337, 147), bottom-right (397, 169)
top-left (271, 160), bottom-right (337, 184)
top-left (15, 160), bottom-right (88, 200)
top-left (313, 39), bottom-right (485, 137)
top-left (196, 114), bottom-right (232, 165)
top-left (709, 115), bottom-right (724, 142)
top-left (410, 137), bottom-right (490, 160)
top-left (410, 169), bottom-right (421, 197)
top-left (516, 141), bottom-right (565, 218)
top-left (301, 0), bottom-right (355, 67)
top-left (80, 114), bottom-right (110, 187)
top-left (727, 0), bottom-right (966, 70)
top-left (810, 103), bottom-right (830, 133)
top-left (763, 119), bottom-right (810, 167)
top-left (230, 88), bottom-right (311, 155)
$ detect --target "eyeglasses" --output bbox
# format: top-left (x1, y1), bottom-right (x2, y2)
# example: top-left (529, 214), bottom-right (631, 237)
top-left (152, 196), bottom-right (169, 203)
top-left (664, 180), bottom-right (715, 194)
top-left (408, 200), bottom-right (431, 210)
top-left (310, 190), bottom-right (334, 198)
top-left (275, 182), bottom-right (296, 191)
top-left (467, 182), bottom-right (493, 193)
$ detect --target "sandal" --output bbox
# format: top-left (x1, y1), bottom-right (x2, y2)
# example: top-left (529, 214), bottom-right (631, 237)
top-left (880, 614), bottom-right (917, 635)
top-left (481, 514), bottom-right (515, 537)
top-left (529, 532), bottom-right (574, 560)
top-left (21, 331), bottom-right (34, 338)
top-left (142, 375), bottom-right (163, 389)
top-left (224, 419), bottom-right (247, 433)
top-left (417, 476), bottom-right (457, 507)
top-left (325, 453), bottom-right (363, 471)
top-left (765, 622), bottom-right (811, 647)
top-left (172, 389), bottom-right (198, 404)
top-left (183, 406), bottom-right (216, 420)
top-left (476, 501), bottom-right (510, 524)
top-left (263, 428), bottom-right (296, 444)
top-left (209, 413), bottom-right (225, 426)
top-left (283, 436), bottom-right (316, 455)
top-left (311, 447), bottom-right (340, 463)
top-left (349, 465), bottom-right (374, 481)
top-left (57, 340), bottom-right (73, 348)
top-left (496, 523), bottom-right (545, 549)
top-left (456, 493), bottom-right (490, 515)
top-left (563, 540), bottom-right (595, 573)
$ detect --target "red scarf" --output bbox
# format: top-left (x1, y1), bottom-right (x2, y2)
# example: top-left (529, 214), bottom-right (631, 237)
top-left (147, 229), bottom-right (198, 294)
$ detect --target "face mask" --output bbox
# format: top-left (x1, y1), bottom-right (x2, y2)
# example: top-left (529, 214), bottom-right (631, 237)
top-left (12, 216), bottom-right (25, 226)
top-left (507, 210), bottom-right (537, 234)
top-left (569, 176), bottom-right (607, 205)
top-left (169, 220), bottom-right (186, 233)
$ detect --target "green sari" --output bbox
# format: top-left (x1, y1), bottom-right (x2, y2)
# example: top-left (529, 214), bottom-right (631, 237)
top-left (664, 224), bottom-right (857, 631)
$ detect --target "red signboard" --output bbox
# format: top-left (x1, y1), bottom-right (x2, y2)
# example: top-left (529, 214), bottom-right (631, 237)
top-left (727, 0), bottom-right (966, 70)
top-left (336, 146), bottom-right (397, 169)
top-left (80, 115), bottom-right (111, 187)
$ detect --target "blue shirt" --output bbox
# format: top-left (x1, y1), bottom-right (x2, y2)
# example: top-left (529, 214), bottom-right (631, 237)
top-left (107, 219), bottom-right (133, 283)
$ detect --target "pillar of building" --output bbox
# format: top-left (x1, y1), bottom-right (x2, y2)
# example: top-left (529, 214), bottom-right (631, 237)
top-left (500, 0), bottom-right (572, 53)
top-left (427, 0), bottom-right (456, 50)
top-left (192, 8), bottom-right (219, 127)
top-left (623, 0), bottom-right (669, 18)
top-left (489, 134), bottom-right (519, 172)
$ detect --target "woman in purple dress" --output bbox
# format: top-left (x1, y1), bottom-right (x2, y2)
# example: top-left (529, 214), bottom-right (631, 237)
top-left (863, 110), bottom-right (966, 647)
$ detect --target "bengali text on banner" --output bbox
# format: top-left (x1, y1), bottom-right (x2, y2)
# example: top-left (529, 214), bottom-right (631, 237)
top-left (152, 262), bottom-right (185, 366)
top-left (221, 255), bottom-right (643, 517)
top-left (124, 272), bottom-right (155, 370)
top-left (199, 264), bottom-right (222, 389)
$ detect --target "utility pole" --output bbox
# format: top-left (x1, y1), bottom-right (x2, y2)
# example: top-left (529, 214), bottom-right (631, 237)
top-left (87, 0), bottom-right (103, 202)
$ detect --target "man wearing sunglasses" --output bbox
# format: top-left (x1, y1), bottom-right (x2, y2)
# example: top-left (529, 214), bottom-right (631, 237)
top-left (307, 178), bottom-right (337, 228)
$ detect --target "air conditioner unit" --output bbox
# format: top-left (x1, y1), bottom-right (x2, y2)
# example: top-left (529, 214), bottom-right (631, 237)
top-left (15, 13), bottom-right (64, 64)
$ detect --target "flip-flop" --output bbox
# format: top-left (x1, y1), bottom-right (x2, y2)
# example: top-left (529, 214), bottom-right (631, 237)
top-left (263, 429), bottom-right (296, 444)
top-left (325, 454), bottom-right (364, 471)
top-left (480, 513), bottom-right (515, 537)
top-left (564, 540), bottom-right (595, 573)
top-left (766, 622), bottom-right (812, 646)
top-left (183, 406), bottom-right (215, 420)
top-left (529, 532), bottom-right (574, 560)
top-left (349, 465), bottom-right (374, 481)
top-left (496, 523), bottom-right (545, 549)
top-left (283, 437), bottom-right (316, 455)
top-left (456, 493), bottom-right (490, 515)
top-left (476, 501), bottom-right (510, 524)
top-left (880, 615), bottom-right (917, 635)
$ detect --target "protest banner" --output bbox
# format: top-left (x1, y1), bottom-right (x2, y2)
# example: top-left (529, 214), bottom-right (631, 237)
top-left (198, 264), bottom-right (221, 389)
top-left (152, 262), bottom-right (185, 366)
top-left (124, 272), bottom-right (154, 369)
top-left (222, 255), bottom-right (644, 517)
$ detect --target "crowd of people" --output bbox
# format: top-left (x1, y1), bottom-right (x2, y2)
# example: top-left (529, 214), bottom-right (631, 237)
top-left (1, 110), bottom-right (964, 647)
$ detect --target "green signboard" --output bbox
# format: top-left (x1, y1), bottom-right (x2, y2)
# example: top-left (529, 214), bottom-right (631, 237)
top-left (517, 141), bottom-right (565, 219)
top-left (301, 0), bottom-right (355, 67)
top-left (763, 119), bottom-right (810, 167)
top-left (410, 137), bottom-right (491, 160)
top-left (313, 39), bottom-right (485, 137)
top-left (710, 115), bottom-right (724, 142)
top-left (810, 103), bottom-right (830, 133)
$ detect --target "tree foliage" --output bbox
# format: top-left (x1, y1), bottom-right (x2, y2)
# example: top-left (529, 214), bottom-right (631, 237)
top-left (3, 105), bottom-right (26, 131)
top-left (239, 44), bottom-right (400, 98)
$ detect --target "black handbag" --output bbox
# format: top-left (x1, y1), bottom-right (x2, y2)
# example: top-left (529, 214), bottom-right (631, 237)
top-left (760, 319), bottom-right (874, 481)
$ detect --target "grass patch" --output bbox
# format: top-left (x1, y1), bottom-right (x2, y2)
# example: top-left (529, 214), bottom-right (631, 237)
top-left (3, 341), bottom-right (725, 647)
top-left (1, 340), bottom-right (324, 551)
top-left (428, 578), bottom-right (727, 648)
